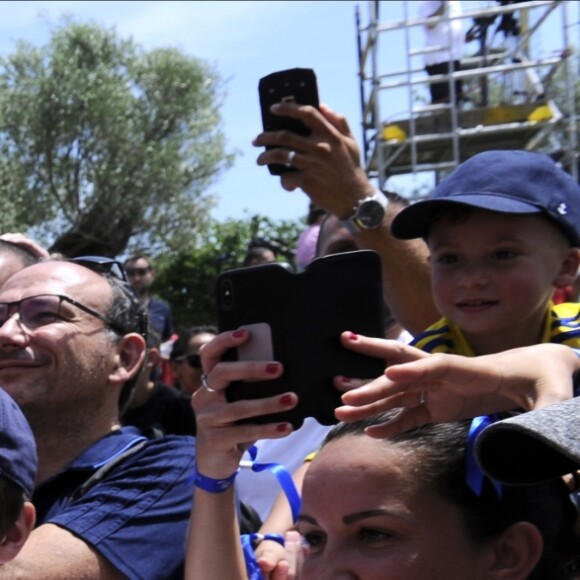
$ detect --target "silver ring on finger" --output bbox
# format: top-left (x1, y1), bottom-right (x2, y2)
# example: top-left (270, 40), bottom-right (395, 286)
top-left (201, 373), bottom-right (218, 393)
top-left (285, 150), bottom-right (297, 168)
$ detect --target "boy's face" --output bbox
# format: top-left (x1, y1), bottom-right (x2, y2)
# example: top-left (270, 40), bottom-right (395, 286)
top-left (427, 209), bottom-right (579, 354)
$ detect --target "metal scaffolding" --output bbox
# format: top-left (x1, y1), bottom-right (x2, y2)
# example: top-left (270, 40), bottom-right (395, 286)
top-left (356, 0), bottom-right (578, 190)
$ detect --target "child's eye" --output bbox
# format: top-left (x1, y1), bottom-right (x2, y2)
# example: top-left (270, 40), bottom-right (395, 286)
top-left (493, 249), bottom-right (518, 260)
top-left (435, 253), bottom-right (458, 265)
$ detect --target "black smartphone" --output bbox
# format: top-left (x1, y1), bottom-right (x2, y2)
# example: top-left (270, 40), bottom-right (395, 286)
top-left (258, 68), bottom-right (320, 176)
top-left (216, 250), bottom-right (385, 429)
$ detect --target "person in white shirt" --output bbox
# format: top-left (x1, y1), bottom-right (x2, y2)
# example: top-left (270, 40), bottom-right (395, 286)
top-left (418, 1), bottom-right (464, 104)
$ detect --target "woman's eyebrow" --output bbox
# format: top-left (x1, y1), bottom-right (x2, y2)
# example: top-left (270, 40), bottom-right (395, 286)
top-left (343, 509), bottom-right (409, 525)
top-left (296, 514), bottom-right (318, 525)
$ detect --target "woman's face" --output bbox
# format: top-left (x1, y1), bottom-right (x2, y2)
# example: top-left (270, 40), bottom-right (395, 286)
top-left (298, 435), bottom-right (493, 580)
top-left (172, 332), bottom-right (215, 395)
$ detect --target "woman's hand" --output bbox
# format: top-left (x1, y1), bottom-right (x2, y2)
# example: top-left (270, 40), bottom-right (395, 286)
top-left (335, 335), bottom-right (577, 438)
top-left (192, 329), bottom-right (298, 478)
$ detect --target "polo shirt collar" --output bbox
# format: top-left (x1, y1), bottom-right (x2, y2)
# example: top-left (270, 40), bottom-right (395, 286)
top-left (67, 426), bottom-right (147, 470)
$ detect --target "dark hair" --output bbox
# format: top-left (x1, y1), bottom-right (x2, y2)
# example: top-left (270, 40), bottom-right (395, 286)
top-left (170, 325), bottom-right (218, 361)
top-left (102, 276), bottom-right (149, 412)
top-left (315, 214), bottom-right (358, 259)
top-left (383, 190), bottom-right (409, 207)
top-left (124, 254), bottom-right (153, 269)
top-left (423, 204), bottom-right (475, 241)
top-left (323, 413), bottom-right (580, 580)
top-left (0, 476), bottom-right (26, 537)
top-left (0, 240), bottom-right (39, 268)
top-left (306, 204), bottom-right (327, 225)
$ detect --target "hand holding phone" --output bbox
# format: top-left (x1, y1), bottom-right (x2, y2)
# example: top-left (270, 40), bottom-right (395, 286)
top-left (258, 68), bottom-right (320, 175)
top-left (216, 251), bottom-right (385, 429)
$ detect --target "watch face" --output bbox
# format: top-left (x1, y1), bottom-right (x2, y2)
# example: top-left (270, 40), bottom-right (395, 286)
top-left (357, 199), bottom-right (385, 228)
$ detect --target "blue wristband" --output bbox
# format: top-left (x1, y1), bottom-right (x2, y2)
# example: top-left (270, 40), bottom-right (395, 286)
top-left (249, 533), bottom-right (285, 548)
top-left (194, 469), bottom-right (239, 493)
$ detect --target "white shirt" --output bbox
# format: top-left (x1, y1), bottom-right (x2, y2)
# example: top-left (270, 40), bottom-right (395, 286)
top-left (236, 417), bottom-right (331, 521)
top-left (418, 1), bottom-right (464, 65)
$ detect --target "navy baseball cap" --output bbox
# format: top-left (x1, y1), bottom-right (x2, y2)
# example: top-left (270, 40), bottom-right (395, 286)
top-left (475, 397), bottom-right (580, 484)
top-left (0, 388), bottom-right (36, 497)
top-left (391, 150), bottom-right (580, 246)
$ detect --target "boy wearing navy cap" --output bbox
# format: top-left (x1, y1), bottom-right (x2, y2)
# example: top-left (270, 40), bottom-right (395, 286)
top-left (0, 387), bottom-right (36, 563)
top-left (391, 150), bottom-right (580, 355)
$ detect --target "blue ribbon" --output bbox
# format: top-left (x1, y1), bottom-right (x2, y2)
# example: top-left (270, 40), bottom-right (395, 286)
top-left (466, 415), bottom-right (502, 499)
top-left (247, 444), bottom-right (302, 523)
top-left (241, 534), bottom-right (265, 580)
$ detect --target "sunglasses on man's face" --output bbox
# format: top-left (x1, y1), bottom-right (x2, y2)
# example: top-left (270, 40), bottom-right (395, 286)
top-left (126, 267), bottom-right (151, 278)
top-left (179, 354), bottom-right (202, 369)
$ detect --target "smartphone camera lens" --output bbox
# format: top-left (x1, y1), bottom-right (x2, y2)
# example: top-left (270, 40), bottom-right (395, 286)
top-left (221, 279), bottom-right (234, 309)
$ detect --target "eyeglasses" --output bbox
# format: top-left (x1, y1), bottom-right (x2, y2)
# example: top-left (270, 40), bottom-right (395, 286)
top-left (125, 267), bottom-right (151, 278)
top-left (175, 353), bottom-right (202, 369)
top-left (0, 294), bottom-right (126, 335)
top-left (72, 256), bottom-right (128, 282)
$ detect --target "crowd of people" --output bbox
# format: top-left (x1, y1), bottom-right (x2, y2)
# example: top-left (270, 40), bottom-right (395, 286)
top-left (0, 18), bottom-right (580, 578)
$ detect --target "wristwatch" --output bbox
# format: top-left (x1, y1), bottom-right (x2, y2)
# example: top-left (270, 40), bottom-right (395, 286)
top-left (341, 190), bottom-right (389, 233)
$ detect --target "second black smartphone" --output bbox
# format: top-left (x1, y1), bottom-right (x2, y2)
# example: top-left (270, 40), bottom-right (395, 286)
top-left (258, 68), bottom-right (320, 175)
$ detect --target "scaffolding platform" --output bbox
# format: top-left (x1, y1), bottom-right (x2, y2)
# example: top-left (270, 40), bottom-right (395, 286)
top-left (374, 100), bottom-right (560, 175)
top-left (356, 0), bottom-right (578, 187)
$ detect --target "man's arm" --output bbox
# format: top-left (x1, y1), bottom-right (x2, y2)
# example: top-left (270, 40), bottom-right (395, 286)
top-left (253, 103), bottom-right (438, 335)
top-left (0, 523), bottom-right (125, 580)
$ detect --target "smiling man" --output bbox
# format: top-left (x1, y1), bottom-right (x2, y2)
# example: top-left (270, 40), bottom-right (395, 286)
top-left (0, 259), bottom-right (196, 579)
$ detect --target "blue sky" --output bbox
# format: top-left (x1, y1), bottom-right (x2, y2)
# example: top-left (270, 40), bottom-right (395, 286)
top-left (0, 1), bottom-right (577, 224)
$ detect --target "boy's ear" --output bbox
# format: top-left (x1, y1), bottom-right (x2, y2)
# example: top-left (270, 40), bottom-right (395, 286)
top-left (486, 521), bottom-right (542, 580)
top-left (554, 247), bottom-right (580, 289)
top-left (0, 501), bottom-right (35, 564)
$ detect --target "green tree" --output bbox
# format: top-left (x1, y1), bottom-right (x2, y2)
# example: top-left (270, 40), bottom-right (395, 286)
top-left (0, 18), bottom-right (234, 256)
top-left (153, 214), bottom-right (303, 330)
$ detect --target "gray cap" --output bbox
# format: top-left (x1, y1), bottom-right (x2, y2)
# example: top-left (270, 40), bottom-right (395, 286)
top-left (475, 398), bottom-right (580, 485)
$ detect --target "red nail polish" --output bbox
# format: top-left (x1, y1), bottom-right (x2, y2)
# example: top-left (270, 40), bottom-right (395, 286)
top-left (276, 423), bottom-right (290, 433)
top-left (348, 332), bottom-right (358, 341)
top-left (266, 363), bottom-right (279, 374)
top-left (233, 330), bottom-right (246, 339)
top-left (340, 376), bottom-right (351, 384)
top-left (279, 394), bottom-right (293, 406)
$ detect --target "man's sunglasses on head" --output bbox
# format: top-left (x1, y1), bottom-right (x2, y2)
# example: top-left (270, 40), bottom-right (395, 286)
top-left (72, 256), bottom-right (128, 282)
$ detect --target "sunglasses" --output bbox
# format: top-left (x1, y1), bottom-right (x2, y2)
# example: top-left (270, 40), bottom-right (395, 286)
top-left (72, 256), bottom-right (128, 282)
top-left (125, 267), bottom-right (151, 277)
top-left (175, 353), bottom-right (202, 369)
top-left (0, 294), bottom-right (126, 335)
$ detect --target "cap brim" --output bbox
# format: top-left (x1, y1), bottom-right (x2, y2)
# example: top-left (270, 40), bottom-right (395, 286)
top-left (391, 196), bottom-right (543, 240)
top-left (475, 398), bottom-right (580, 485)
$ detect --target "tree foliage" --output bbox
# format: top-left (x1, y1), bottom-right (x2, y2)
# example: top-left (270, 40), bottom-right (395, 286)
top-left (0, 18), bottom-right (234, 256)
top-left (153, 214), bottom-right (304, 331)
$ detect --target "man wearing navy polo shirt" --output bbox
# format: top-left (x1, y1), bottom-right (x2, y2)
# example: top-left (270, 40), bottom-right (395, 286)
top-left (0, 259), bottom-right (196, 579)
